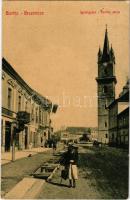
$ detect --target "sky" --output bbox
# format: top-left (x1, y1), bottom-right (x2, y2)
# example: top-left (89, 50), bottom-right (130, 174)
top-left (3, 1), bottom-right (129, 130)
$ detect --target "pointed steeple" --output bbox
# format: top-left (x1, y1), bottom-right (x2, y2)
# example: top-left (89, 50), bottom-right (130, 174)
top-left (125, 76), bottom-right (129, 89)
top-left (98, 46), bottom-right (102, 63)
top-left (110, 44), bottom-right (115, 63)
top-left (98, 46), bottom-right (102, 56)
top-left (121, 76), bottom-right (129, 95)
top-left (102, 25), bottom-right (110, 62)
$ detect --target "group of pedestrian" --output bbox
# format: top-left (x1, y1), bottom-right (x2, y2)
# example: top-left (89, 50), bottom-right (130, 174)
top-left (44, 139), bottom-right (57, 149)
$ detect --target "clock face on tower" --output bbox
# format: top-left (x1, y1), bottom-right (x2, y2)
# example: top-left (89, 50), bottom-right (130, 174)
top-left (103, 62), bottom-right (107, 67)
top-left (101, 62), bottom-right (109, 77)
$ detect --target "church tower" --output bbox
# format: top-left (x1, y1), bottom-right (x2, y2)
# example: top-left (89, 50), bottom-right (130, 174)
top-left (96, 26), bottom-right (117, 143)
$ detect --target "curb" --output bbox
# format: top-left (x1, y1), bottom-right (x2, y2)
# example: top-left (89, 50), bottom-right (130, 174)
top-left (1, 148), bottom-right (51, 166)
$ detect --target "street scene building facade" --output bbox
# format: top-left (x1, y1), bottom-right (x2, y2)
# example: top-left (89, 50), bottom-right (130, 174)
top-left (108, 80), bottom-right (129, 148)
top-left (2, 58), bottom-right (53, 152)
top-left (90, 127), bottom-right (98, 141)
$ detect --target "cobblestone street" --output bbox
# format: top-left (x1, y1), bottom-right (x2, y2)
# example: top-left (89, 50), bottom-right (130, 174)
top-left (1, 144), bottom-right (128, 199)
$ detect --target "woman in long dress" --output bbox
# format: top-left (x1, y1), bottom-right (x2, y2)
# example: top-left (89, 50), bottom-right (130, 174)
top-left (61, 145), bottom-right (79, 188)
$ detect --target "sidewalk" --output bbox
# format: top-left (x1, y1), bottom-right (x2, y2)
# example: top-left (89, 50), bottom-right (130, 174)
top-left (1, 147), bottom-right (50, 165)
top-left (1, 143), bottom-right (64, 198)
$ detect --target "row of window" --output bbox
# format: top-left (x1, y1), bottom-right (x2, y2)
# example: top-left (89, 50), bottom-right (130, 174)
top-left (118, 117), bottom-right (129, 128)
top-left (7, 88), bottom-right (48, 125)
top-left (8, 88), bottom-right (29, 112)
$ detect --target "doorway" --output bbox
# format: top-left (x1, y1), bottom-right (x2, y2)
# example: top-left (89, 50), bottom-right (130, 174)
top-left (25, 127), bottom-right (28, 149)
top-left (5, 121), bottom-right (11, 152)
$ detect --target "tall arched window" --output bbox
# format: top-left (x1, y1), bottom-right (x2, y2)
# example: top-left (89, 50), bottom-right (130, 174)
top-left (36, 108), bottom-right (38, 123)
top-left (105, 121), bottom-right (107, 127)
top-left (31, 104), bottom-right (34, 121)
top-left (8, 88), bottom-right (12, 109)
top-left (103, 86), bottom-right (108, 94)
top-left (104, 67), bottom-right (108, 76)
top-left (25, 101), bottom-right (28, 111)
top-left (18, 96), bottom-right (21, 111)
top-left (39, 109), bottom-right (41, 123)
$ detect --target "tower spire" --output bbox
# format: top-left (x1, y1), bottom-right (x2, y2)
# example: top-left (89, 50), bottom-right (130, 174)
top-left (98, 46), bottom-right (102, 56)
top-left (98, 46), bottom-right (102, 63)
top-left (110, 44), bottom-right (115, 64)
top-left (102, 25), bottom-right (110, 62)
